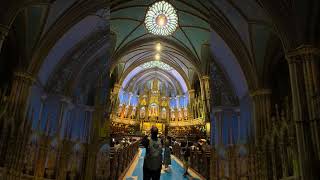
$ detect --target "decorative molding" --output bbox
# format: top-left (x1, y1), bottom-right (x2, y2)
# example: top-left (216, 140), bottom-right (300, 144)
top-left (60, 96), bottom-right (72, 104)
top-left (286, 45), bottom-right (320, 64)
top-left (0, 24), bottom-right (10, 40)
top-left (14, 72), bottom-right (36, 83)
top-left (40, 94), bottom-right (48, 101)
top-left (201, 75), bottom-right (210, 80)
top-left (250, 89), bottom-right (271, 97)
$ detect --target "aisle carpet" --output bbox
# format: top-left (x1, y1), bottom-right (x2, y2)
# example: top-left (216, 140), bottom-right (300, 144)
top-left (125, 148), bottom-right (202, 180)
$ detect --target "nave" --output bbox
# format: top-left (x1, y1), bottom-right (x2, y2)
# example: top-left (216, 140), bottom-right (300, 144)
top-left (0, 0), bottom-right (319, 179)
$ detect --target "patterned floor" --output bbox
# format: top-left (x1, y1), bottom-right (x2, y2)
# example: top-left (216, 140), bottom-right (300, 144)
top-left (124, 148), bottom-right (202, 180)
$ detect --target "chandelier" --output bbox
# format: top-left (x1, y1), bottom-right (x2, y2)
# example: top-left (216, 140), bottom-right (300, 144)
top-left (145, 1), bottom-right (178, 36)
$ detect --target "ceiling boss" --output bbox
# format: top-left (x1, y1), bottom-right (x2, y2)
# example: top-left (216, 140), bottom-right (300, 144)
top-left (145, 1), bottom-right (178, 36)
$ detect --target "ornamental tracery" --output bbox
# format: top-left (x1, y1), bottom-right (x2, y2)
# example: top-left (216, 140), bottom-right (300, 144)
top-left (145, 1), bottom-right (178, 36)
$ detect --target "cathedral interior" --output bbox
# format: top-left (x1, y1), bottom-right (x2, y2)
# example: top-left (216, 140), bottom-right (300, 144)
top-left (0, 0), bottom-right (319, 179)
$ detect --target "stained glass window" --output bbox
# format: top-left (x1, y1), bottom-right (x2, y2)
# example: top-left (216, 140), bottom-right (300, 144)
top-left (145, 1), bottom-right (178, 36)
top-left (141, 61), bottom-right (173, 71)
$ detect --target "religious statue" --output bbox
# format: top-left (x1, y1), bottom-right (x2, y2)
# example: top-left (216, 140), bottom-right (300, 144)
top-left (124, 106), bottom-right (129, 118)
top-left (140, 107), bottom-right (146, 119)
top-left (131, 107), bottom-right (136, 119)
top-left (171, 110), bottom-right (175, 121)
top-left (178, 109), bottom-right (183, 120)
top-left (161, 108), bottom-right (167, 119)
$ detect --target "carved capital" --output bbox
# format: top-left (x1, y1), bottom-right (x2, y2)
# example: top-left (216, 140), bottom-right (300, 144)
top-left (213, 108), bottom-right (223, 113)
top-left (40, 94), bottom-right (48, 101)
top-left (250, 89), bottom-right (271, 97)
top-left (13, 71), bottom-right (35, 84)
top-left (201, 75), bottom-right (210, 81)
top-left (188, 89), bottom-right (195, 94)
top-left (0, 24), bottom-right (9, 40)
top-left (60, 96), bottom-right (72, 104)
top-left (286, 45), bottom-right (320, 64)
top-left (84, 106), bottom-right (95, 112)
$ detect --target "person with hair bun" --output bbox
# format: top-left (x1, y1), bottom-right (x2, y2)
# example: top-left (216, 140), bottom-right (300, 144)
top-left (142, 126), bottom-right (163, 180)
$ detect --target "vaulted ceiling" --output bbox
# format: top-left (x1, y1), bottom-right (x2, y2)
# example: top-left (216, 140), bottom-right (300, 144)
top-left (111, 0), bottom-right (213, 89)
top-left (1, 0), bottom-right (287, 103)
top-left (111, 0), bottom-right (211, 64)
top-left (110, 0), bottom-right (276, 99)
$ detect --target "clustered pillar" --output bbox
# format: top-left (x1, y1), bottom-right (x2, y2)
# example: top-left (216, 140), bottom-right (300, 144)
top-left (250, 89), bottom-right (271, 180)
top-left (250, 89), bottom-right (271, 144)
top-left (201, 76), bottom-right (211, 122)
top-left (3, 71), bottom-right (35, 179)
top-left (286, 45), bottom-right (320, 180)
top-left (0, 24), bottom-right (9, 53)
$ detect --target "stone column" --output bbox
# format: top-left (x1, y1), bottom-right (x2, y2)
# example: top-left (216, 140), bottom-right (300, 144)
top-left (94, 73), bottom-right (111, 139)
top-left (228, 146), bottom-right (237, 180)
top-left (201, 76), bottom-right (211, 122)
top-left (83, 110), bottom-right (96, 179)
top-left (84, 145), bottom-right (99, 180)
top-left (214, 109), bottom-right (223, 146)
top-left (279, 140), bottom-right (289, 178)
top-left (36, 94), bottom-right (47, 130)
top-left (111, 83), bottom-right (121, 115)
top-left (57, 97), bottom-right (72, 138)
top-left (210, 148), bottom-right (217, 180)
top-left (250, 89), bottom-right (271, 144)
top-left (34, 136), bottom-right (50, 179)
top-left (250, 89), bottom-right (271, 180)
top-left (55, 97), bottom-right (73, 180)
top-left (286, 45), bottom-right (320, 180)
top-left (56, 140), bottom-right (72, 180)
top-left (7, 72), bottom-right (35, 122)
top-left (235, 109), bottom-right (241, 144)
top-left (84, 108), bottom-right (94, 142)
top-left (4, 72), bottom-right (35, 179)
top-left (228, 111), bottom-right (234, 145)
top-left (0, 24), bottom-right (9, 53)
top-left (188, 89), bottom-right (195, 119)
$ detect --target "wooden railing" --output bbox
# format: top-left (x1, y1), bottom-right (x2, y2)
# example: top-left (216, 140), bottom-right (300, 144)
top-left (109, 141), bottom-right (139, 180)
top-left (172, 143), bottom-right (210, 179)
top-left (0, 139), bottom-right (140, 180)
top-left (172, 143), bottom-right (256, 180)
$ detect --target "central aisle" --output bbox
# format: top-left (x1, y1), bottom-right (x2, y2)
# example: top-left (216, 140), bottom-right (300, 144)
top-left (124, 148), bottom-right (203, 180)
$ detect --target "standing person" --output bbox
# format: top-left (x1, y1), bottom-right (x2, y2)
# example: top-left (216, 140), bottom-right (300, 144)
top-left (142, 126), bottom-right (163, 180)
top-left (183, 142), bottom-right (191, 177)
top-left (163, 137), bottom-right (171, 171)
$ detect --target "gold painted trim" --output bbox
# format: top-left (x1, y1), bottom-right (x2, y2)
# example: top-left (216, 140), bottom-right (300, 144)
top-left (14, 72), bottom-right (36, 83)
top-left (0, 24), bottom-right (10, 39)
top-left (250, 89), bottom-right (271, 97)
top-left (286, 45), bottom-right (320, 63)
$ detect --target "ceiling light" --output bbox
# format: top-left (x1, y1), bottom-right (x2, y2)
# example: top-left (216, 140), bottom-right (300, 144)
top-left (155, 53), bottom-right (161, 61)
top-left (145, 1), bottom-right (178, 36)
top-left (156, 43), bottom-right (162, 51)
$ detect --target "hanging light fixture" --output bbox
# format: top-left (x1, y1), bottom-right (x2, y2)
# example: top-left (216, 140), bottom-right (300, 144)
top-left (155, 42), bottom-right (162, 51)
top-left (155, 53), bottom-right (161, 61)
top-left (145, 1), bottom-right (178, 36)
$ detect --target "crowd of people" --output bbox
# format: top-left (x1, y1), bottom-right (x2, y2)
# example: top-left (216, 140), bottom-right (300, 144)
top-left (141, 126), bottom-right (210, 180)
top-left (110, 137), bottom-right (138, 151)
